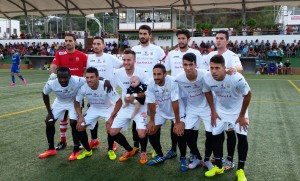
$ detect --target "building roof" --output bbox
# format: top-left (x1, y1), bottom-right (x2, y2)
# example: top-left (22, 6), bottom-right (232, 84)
top-left (0, 0), bottom-right (299, 18)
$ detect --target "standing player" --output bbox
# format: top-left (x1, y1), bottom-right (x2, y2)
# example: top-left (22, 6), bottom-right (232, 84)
top-left (164, 29), bottom-right (205, 160)
top-left (49, 33), bottom-right (87, 151)
top-left (203, 55), bottom-right (251, 181)
top-left (146, 63), bottom-right (185, 169)
top-left (131, 25), bottom-right (165, 152)
top-left (204, 30), bottom-right (243, 169)
top-left (10, 49), bottom-right (26, 86)
top-left (110, 49), bottom-right (149, 164)
top-left (175, 53), bottom-right (214, 170)
top-left (38, 67), bottom-right (86, 160)
top-left (74, 67), bottom-right (122, 161)
top-left (86, 36), bottom-right (122, 149)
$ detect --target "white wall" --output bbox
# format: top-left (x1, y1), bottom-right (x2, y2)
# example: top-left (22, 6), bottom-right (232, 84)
top-left (0, 19), bottom-right (20, 38)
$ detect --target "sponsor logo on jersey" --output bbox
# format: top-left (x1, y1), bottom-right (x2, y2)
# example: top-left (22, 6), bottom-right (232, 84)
top-left (90, 60), bottom-right (95, 62)
top-left (59, 51), bottom-right (67, 55)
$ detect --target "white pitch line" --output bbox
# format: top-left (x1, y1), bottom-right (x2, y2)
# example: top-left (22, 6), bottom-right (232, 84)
top-left (247, 78), bottom-right (300, 81)
top-left (0, 82), bottom-right (46, 89)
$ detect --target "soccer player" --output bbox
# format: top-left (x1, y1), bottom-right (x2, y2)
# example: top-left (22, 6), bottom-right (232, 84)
top-left (146, 63), bottom-right (185, 167)
top-left (38, 67), bottom-right (86, 160)
top-left (203, 55), bottom-right (251, 181)
top-left (49, 33), bottom-right (87, 151)
top-left (204, 30), bottom-right (243, 170)
top-left (74, 67), bottom-right (122, 160)
top-left (131, 25), bottom-right (165, 153)
top-left (165, 29), bottom-right (205, 76)
top-left (110, 49), bottom-right (149, 164)
top-left (85, 36), bottom-right (122, 149)
top-left (10, 49), bottom-right (26, 86)
top-left (163, 29), bottom-right (205, 160)
top-left (175, 53), bottom-right (214, 171)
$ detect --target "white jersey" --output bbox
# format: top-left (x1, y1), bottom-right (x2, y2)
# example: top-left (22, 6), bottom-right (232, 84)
top-left (87, 53), bottom-right (122, 81)
top-left (76, 80), bottom-right (120, 110)
top-left (165, 48), bottom-right (206, 76)
top-left (146, 75), bottom-right (180, 119)
top-left (114, 67), bottom-right (149, 106)
top-left (204, 49), bottom-right (241, 71)
top-left (43, 76), bottom-right (85, 104)
top-left (132, 44), bottom-right (165, 77)
top-left (175, 69), bottom-right (211, 116)
top-left (203, 72), bottom-right (251, 115)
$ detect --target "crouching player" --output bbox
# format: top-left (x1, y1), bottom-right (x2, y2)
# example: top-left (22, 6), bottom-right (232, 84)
top-left (74, 67), bottom-right (122, 160)
top-left (203, 55), bottom-right (251, 181)
top-left (38, 67), bottom-right (85, 160)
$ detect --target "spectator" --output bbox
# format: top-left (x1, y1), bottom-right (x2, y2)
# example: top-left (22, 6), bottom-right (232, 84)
top-left (276, 61), bottom-right (283, 74)
top-left (267, 60), bottom-right (277, 75)
top-left (260, 60), bottom-right (268, 74)
top-left (283, 60), bottom-right (291, 75)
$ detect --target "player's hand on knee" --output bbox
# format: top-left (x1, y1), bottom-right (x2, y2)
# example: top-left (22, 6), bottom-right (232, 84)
top-left (104, 80), bottom-right (113, 93)
top-left (211, 111), bottom-right (221, 127)
top-left (147, 121), bottom-right (155, 134)
top-left (45, 113), bottom-right (55, 125)
top-left (173, 122), bottom-right (184, 136)
top-left (48, 73), bottom-right (57, 80)
top-left (236, 116), bottom-right (249, 132)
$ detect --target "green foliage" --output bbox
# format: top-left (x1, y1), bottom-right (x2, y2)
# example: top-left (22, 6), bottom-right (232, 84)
top-left (246, 18), bottom-right (257, 27)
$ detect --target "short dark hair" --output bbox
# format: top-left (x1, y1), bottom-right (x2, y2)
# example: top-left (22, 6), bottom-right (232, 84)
top-left (216, 30), bottom-right (229, 40)
top-left (182, 53), bottom-right (196, 63)
top-left (56, 67), bottom-right (71, 75)
top-left (94, 36), bottom-right (104, 44)
top-left (139, 25), bottom-right (152, 34)
top-left (176, 29), bottom-right (190, 39)
top-left (124, 49), bottom-right (136, 59)
top-left (153, 63), bottom-right (166, 73)
top-left (86, 67), bottom-right (99, 77)
top-left (65, 33), bottom-right (76, 41)
top-left (210, 55), bottom-right (225, 66)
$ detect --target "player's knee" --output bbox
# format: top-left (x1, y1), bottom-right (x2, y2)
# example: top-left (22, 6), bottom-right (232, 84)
top-left (69, 119), bottom-right (77, 127)
top-left (109, 129), bottom-right (119, 136)
top-left (137, 130), bottom-right (146, 139)
top-left (45, 118), bottom-right (56, 126)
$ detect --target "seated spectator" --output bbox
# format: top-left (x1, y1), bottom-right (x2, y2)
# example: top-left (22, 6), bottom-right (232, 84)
top-left (267, 60), bottom-right (277, 75)
top-left (267, 49), bottom-right (275, 60)
top-left (242, 45), bottom-right (249, 57)
top-left (277, 61), bottom-right (283, 74)
top-left (260, 60), bottom-right (268, 74)
top-left (283, 60), bottom-right (292, 75)
top-left (247, 46), bottom-right (256, 57)
top-left (277, 47), bottom-right (284, 61)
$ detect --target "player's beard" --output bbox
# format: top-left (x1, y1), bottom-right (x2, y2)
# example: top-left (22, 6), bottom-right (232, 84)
top-left (179, 43), bottom-right (188, 49)
top-left (140, 38), bottom-right (149, 44)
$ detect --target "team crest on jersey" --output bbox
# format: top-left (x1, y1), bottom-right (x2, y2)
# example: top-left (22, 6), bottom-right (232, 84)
top-left (164, 88), bottom-right (169, 93)
top-left (226, 84), bottom-right (231, 89)
top-left (59, 51), bottom-right (67, 55)
top-left (76, 57), bottom-right (79, 61)
top-left (143, 51), bottom-right (149, 56)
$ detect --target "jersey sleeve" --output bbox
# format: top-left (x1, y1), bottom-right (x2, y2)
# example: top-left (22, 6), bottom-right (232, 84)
top-left (81, 53), bottom-right (87, 68)
top-left (108, 90), bottom-right (121, 103)
top-left (112, 56), bottom-right (123, 68)
top-left (171, 80), bottom-right (180, 101)
top-left (75, 86), bottom-right (85, 103)
top-left (235, 74), bottom-right (250, 95)
top-left (157, 46), bottom-right (166, 63)
top-left (164, 53), bottom-right (171, 71)
top-left (52, 51), bottom-right (60, 66)
top-left (230, 53), bottom-right (242, 68)
top-left (202, 74), bottom-right (211, 93)
top-left (43, 81), bottom-right (53, 95)
top-left (145, 81), bottom-right (156, 103)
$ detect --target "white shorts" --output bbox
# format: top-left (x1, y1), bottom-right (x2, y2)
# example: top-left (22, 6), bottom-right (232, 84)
top-left (154, 112), bottom-right (185, 126)
top-left (82, 106), bottom-right (113, 129)
top-left (111, 105), bottom-right (147, 130)
top-left (212, 111), bottom-right (249, 136)
top-left (184, 112), bottom-right (212, 132)
top-left (51, 100), bottom-right (77, 121)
